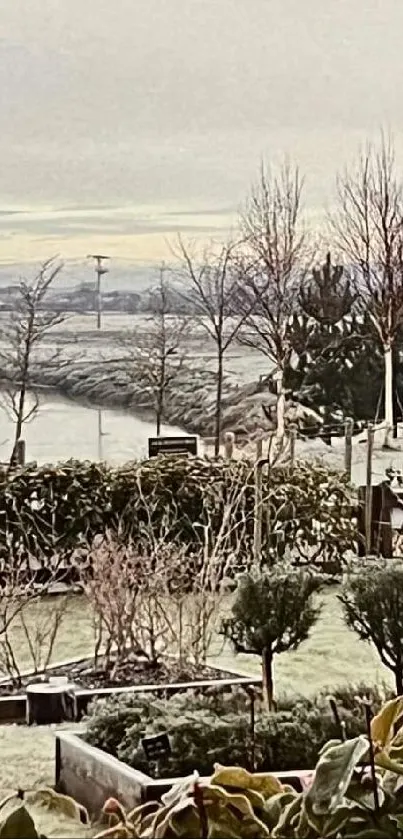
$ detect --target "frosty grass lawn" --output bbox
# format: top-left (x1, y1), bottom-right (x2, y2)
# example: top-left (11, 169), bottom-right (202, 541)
top-left (0, 725), bottom-right (92, 838)
top-left (4, 588), bottom-right (389, 694)
top-left (0, 587), bottom-right (391, 835)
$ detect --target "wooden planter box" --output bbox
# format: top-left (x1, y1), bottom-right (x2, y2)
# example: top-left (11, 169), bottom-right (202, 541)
top-left (55, 731), bottom-right (314, 820)
top-left (0, 670), bottom-right (262, 724)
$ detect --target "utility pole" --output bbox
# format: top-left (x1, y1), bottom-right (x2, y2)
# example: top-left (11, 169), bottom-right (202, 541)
top-left (88, 254), bottom-right (110, 330)
top-left (88, 255), bottom-right (110, 460)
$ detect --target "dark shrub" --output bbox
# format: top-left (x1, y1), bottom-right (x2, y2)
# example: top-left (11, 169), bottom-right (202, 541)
top-left (340, 567), bottom-right (403, 694)
top-left (0, 456), bottom-right (355, 571)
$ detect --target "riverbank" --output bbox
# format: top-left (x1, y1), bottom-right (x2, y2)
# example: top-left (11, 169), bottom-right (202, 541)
top-left (0, 390), bottom-right (187, 464)
top-left (23, 357), bottom-right (321, 439)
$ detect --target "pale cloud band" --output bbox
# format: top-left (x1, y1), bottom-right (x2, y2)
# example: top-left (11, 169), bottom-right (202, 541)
top-left (1, 0), bottom-right (403, 265)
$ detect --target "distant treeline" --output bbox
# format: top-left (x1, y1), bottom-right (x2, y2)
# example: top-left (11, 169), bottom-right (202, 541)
top-left (0, 282), bottom-right (196, 315)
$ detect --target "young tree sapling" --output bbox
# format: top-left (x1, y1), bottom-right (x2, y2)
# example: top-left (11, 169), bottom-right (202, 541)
top-left (222, 569), bottom-right (322, 709)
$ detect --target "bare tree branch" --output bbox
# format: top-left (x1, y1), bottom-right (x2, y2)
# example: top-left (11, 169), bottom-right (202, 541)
top-left (235, 160), bottom-right (312, 439)
top-left (171, 237), bottom-right (250, 455)
top-left (330, 133), bottom-right (403, 442)
top-left (119, 265), bottom-right (190, 435)
top-left (0, 258), bottom-right (68, 463)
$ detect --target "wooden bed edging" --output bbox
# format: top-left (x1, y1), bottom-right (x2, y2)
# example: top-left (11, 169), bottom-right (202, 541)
top-left (55, 731), bottom-right (151, 817)
top-left (55, 731), bottom-right (314, 819)
top-left (0, 651), bottom-right (255, 689)
top-left (0, 674), bottom-right (262, 724)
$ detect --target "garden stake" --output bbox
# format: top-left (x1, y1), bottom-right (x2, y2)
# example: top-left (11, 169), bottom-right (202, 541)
top-left (244, 686), bottom-right (256, 771)
top-left (363, 700), bottom-right (380, 816)
top-left (253, 455), bottom-right (270, 569)
top-left (328, 696), bottom-right (346, 741)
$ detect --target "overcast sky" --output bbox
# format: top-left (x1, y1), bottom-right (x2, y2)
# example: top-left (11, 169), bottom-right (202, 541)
top-left (1, 0), bottom-right (403, 266)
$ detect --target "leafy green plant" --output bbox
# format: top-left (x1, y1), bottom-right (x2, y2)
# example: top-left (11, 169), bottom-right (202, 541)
top-left (93, 699), bottom-right (403, 837)
top-left (339, 566), bottom-right (403, 694)
top-left (222, 570), bottom-right (323, 708)
top-left (83, 686), bottom-right (381, 778)
top-left (0, 456), bottom-right (356, 571)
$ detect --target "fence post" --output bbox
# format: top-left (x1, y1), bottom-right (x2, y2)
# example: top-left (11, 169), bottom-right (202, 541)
top-left (344, 418), bottom-right (353, 481)
top-left (223, 431), bottom-right (235, 459)
top-left (365, 423), bottom-right (374, 557)
top-left (289, 424), bottom-right (297, 469)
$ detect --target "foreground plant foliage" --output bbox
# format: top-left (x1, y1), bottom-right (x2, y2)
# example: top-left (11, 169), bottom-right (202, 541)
top-left (5, 697), bottom-right (403, 837)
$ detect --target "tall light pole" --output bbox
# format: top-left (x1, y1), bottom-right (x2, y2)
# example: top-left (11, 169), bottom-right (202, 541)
top-left (88, 255), bottom-right (110, 459)
top-left (88, 254), bottom-right (110, 330)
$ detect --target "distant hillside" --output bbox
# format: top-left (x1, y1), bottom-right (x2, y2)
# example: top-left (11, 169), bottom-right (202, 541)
top-left (0, 260), bottom-right (156, 293)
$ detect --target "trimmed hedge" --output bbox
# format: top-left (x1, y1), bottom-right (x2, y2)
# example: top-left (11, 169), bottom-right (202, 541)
top-left (83, 684), bottom-right (391, 777)
top-left (0, 455), bottom-right (356, 570)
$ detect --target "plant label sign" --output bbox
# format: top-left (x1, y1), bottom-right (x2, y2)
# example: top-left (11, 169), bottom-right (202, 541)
top-left (148, 436), bottom-right (198, 458)
top-left (141, 732), bottom-right (172, 761)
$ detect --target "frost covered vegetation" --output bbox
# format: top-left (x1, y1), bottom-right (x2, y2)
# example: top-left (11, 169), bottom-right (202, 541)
top-left (0, 454), bottom-right (356, 687)
top-left (83, 684), bottom-right (391, 778)
top-left (0, 455), bottom-right (355, 568)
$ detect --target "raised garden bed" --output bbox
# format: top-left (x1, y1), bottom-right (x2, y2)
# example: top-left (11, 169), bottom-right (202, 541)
top-left (0, 652), bottom-right (262, 723)
top-left (0, 651), bottom-right (239, 696)
top-left (55, 730), bottom-right (314, 819)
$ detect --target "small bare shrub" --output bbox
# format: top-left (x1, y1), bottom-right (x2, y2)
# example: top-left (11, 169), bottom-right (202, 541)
top-left (0, 548), bottom-right (69, 685)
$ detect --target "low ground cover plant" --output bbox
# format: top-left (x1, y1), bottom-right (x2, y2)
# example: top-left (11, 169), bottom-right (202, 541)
top-left (83, 684), bottom-right (392, 778)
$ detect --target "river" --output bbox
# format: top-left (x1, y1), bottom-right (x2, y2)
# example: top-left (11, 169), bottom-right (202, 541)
top-left (0, 392), bottom-right (187, 465)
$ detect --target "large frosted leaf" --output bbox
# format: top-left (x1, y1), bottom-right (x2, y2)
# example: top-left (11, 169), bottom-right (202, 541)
top-left (211, 765), bottom-right (283, 799)
top-left (28, 788), bottom-right (88, 824)
top-left (161, 774), bottom-right (198, 808)
top-left (263, 791), bottom-right (298, 830)
top-left (371, 698), bottom-right (403, 749)
top-left (207, 796), bottom-right (271, 839)
top-left (305, 736), bottom-right (369, 815)
top-left (205, 784), bottom-right (259, 819)
top-left (152, 799), bottom-right (200, 839)
top-left (0, 807), bottom-right (39, 839)
top-left (271, 795), bottom-right (304, 838)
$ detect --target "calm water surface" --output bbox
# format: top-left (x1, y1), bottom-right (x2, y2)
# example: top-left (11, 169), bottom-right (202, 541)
top-left (0, 392), bottom-right (187, 465)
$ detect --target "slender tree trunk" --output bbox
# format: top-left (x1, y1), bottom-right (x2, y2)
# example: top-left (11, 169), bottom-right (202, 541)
top-left (156, 361), bottom-right (165, 436)
top-left (14, 383), bottom-right (26, 444)
top-left (156, 394), bottom-right (162, 436)
top-left (214, 350), bottom-right (224, 457)
top-left (10, 348), bottom-right (30, 464)
top-left (384, 343), bottom-right (393, 447)
top-left (262, 646), bottom-right (275, 711)
top-left (276, 369), bottom-right (285, 439)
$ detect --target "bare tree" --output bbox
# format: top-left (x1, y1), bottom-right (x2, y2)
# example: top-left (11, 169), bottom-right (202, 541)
top-left (236, 161), bottom-right (311, 439)
top-left (0, 258), bottom-right (65, 463)
top-left (173, 238), bottom-right (249, 456)
top-left (331, 134), bottom-right (403, 444)
top-left (123, 264), bottom-right (189, 435)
